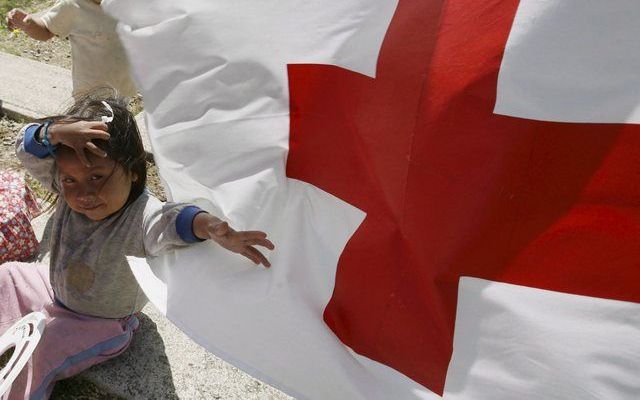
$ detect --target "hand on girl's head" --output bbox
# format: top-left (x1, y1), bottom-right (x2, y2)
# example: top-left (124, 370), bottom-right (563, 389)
top-left (49, 120), bottom-right (110, 167)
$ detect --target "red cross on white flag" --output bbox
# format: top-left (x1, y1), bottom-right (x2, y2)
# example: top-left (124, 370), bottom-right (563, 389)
top-left (105, 0), bottom-right (640, 398)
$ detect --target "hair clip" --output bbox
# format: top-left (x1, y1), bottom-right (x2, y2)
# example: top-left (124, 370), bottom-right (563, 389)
top-left (101, 101), bottom-right (114, 123)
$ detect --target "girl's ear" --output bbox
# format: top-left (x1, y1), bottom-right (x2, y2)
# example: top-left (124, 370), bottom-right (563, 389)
top-left (131, 172), bottom-right (139, 183)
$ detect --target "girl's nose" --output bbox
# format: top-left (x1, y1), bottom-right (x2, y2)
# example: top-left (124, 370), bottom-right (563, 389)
top-left (76, 188), bottom-right (98, 204)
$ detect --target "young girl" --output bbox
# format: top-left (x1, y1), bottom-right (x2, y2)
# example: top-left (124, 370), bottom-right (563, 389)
top-left (0, 93), bottom-right (274, 399)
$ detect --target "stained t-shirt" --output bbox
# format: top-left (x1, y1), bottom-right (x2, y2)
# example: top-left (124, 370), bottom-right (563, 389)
top-left (16, 124), bottom-right (204, 318)
top-left (39, 0), bottom-right (137, 98)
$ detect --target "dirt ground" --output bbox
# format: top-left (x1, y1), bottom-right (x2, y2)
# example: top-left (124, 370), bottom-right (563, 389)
top-left (0, 118), bottom-right (22, 169)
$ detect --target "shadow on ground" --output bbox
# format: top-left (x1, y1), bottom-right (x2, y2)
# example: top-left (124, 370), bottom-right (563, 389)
top-left (80, 312), bottom-right (179, 399)
top-left (51, 312), bottom-right (178, 399)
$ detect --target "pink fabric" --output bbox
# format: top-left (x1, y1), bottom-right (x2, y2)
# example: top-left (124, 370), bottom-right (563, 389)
top-left (0, 262), bottom-right (138, 400)
top-left (0, 171), bottom-right (41, 263)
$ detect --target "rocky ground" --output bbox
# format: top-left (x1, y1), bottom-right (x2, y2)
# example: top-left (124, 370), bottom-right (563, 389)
top-left (0, 117), bottom-right (22, 169)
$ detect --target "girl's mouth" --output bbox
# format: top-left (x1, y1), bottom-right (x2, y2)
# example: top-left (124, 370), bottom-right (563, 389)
top-left (80, 204), bottom-right (102, 211)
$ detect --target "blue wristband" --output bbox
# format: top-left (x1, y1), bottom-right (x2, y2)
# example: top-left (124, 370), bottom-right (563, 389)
top-left (41, 120), bottom-right (57, 157)
top-left (23, 124), bottom-right (49, 158)
top-left (176, 206), bottom-right (208, 243)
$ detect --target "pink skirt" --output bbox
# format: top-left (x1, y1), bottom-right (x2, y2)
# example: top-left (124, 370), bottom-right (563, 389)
top-left (0, 262), bottom-right (138, 400)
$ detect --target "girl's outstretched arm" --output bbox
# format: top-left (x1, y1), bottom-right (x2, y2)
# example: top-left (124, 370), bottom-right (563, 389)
top-left (192, 212), bottom-right (275, 267)
top-left (6, 9), bottom-right (54, 41)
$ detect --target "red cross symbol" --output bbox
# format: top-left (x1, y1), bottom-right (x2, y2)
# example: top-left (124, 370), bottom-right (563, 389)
top-left (287, 0), bottom-right (640, 394)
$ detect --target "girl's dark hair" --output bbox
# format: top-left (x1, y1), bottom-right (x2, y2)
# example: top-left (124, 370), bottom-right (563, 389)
top-left (47, 88), bottom-right (147, 204)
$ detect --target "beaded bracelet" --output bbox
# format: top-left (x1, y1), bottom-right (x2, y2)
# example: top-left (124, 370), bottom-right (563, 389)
top-left (40, 120), bottom-right (57, 157)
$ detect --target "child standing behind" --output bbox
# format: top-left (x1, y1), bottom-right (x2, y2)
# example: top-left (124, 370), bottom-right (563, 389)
top-left (0, 93), bottom-right (274, 398)
top-left (6, 0), bottom-right (137, 99)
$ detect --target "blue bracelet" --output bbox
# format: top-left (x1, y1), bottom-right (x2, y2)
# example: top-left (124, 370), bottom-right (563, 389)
top-left (41, 120), bottom-right (57, 157)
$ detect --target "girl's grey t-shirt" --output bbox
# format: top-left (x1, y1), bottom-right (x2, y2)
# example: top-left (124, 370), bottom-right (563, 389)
top-left (17, 124), bottom-right (195, 318)
top-left (47, 191), bottom-right (191, 318)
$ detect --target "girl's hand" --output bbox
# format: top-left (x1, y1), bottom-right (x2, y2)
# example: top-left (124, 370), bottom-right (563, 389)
top-left (6, 9), bottom-right (52, 41)
top-left (48, 120), bottom-right (110, 166)
top-left (6, 9), bottom-right (28, 31)
top-left (193, 213), bottom-right (275, 267)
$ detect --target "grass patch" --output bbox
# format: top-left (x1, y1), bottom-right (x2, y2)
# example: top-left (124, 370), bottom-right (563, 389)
top-left (0, 0), bottom-right (71, 68)
top-left (0, 0), bottom-right (47, 17)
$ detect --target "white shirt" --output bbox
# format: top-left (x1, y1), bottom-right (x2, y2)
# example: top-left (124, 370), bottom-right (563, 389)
top-left (40, 0), bottom-right (137, 98)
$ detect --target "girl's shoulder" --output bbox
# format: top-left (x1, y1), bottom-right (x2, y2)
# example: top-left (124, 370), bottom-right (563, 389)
top-left (129, 188), bottom-right (157, 206)
top-left (128, 188), bottom-right (165, 214)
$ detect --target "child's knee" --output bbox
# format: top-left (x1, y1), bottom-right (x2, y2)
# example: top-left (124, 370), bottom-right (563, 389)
top-left (0, 261), bottom-right (24, 281)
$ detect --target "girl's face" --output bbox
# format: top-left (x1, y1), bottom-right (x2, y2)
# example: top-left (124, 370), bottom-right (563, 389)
top-left (56, 147), bottom-right (137, 221)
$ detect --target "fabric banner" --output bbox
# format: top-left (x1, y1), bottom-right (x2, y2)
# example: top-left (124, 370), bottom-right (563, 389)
top-left (104, 1), bottom-right (640, 399)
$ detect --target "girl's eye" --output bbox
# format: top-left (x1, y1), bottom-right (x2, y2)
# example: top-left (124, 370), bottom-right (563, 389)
top-left (61, 177), bottom-right (75, 184)
top-left (90, 175), bottom-right (104, 181)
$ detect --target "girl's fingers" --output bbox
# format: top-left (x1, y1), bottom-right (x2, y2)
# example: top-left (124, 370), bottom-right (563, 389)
top-left (246, 246), bottom-right (271, 268)
top-left (241, 250), bottom-right (260, 265)
top-left (241, 246), bottom-right (271, 268)
top-left (80, 121), bottom-right (108, 130)
top-left (242, 238), bottom-right (275, 250)
top-left (239, 231), bottom-right (268, 240)
top-left (90, 130), bottom-right (110, 141)
top-left (208, 223), bottom-right (273, 266)
top-left (74, 147), bottom-right (92, 167)
top-left (85, 142), bottom-right (107, 158)
top-left (7, 16), bottom-right (17, 30)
